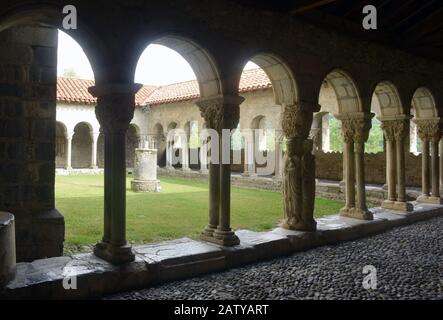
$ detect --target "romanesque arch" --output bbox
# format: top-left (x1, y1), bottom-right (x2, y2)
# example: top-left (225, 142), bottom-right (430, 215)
top-left (136, 35), bottom-right (222, 99)
top-left (324, 69), bottom-right (362, 114)
top-left (72, 122), bottom-right (93, 168)
top-left (372, 81), bottom-right (403, 117)
top-left (245, 53), bottom-right (297, 106)
top-left (56, 121), bottom-right (68, 168)
top-left (412, 87), bottom-right (438, 119)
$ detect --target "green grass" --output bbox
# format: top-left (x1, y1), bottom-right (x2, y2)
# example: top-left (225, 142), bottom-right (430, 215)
top-left (55, 175), bottom-right (344, 246)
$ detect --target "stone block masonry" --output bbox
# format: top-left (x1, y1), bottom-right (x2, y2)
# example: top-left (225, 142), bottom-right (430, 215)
top-left (0, 26), bottom-right (64, 262)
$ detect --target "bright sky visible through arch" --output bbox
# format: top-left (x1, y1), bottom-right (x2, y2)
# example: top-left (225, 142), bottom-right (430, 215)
top-left (57, 30), bottom-right (259, 85)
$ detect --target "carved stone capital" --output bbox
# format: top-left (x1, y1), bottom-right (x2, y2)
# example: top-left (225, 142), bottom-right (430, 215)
top-left (414, 118), bottom-right (441, 142)
top-left (89, 83), bottom-right (143, 134)
top-left (196, 95), bottom-right (245, 131)
top-left (336, 113), bottom-right (374, 144)
top-left (381, 119), bottom-right (409, 141)
top-left (281, 103), bottom-right (315, 139)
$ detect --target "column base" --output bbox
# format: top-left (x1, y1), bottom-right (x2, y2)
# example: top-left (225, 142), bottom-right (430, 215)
top-left (181, 167), bottom-right (191, 172)
top-left (199, 168), bottom-right (209, 174)
top-left (90, 166), bottom-right (99, 169)
top-left (65, 166), bottom-right (72, 170)
top-left (340, 207), bottom-right (373, 220)
top-left (131, 179), bottom-right (161, 192)
top-left (416, 195), bottom-right (443, 205)
top-left (200, 224), bottom-right (217, 242)
top-left (281, 218), bottom-right (317, 232)
top-left (93, 241), bottom-right (135, 264)
top-left (208, 229), bottom-right (240, 246)
top-left (382, 200), bottom-right (414, 212)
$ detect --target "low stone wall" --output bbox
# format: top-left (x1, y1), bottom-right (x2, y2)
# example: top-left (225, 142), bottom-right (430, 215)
top-left (316, 151), bottom-right (422, 187)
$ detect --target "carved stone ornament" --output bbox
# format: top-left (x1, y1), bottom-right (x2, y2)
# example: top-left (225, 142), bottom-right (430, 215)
top-left (381, 119), bottom-right (409, 141)
top-left (196, 95), bottom-right (245, 131)
top-left (281, 103), bottom-right (315, 140)
top-left (414, 119), bottom-right (441, 142)
top-left (89, 83), bottom-right (143, 134)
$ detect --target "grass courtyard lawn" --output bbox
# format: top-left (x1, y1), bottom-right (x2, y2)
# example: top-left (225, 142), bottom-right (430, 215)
top-left (55, 175), bottom-right (345, 247)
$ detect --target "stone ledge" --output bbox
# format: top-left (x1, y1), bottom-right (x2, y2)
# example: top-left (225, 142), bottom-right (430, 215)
top-left (1, 203), bottom-right (442, 299)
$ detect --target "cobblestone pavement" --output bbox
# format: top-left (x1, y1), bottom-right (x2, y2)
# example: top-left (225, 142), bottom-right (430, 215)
top-left (106, 216), bottom-right (442, 300)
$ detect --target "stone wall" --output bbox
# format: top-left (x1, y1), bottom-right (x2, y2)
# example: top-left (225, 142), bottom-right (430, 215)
top-left (315, 151), bottom-right (422, 187)
top-left (0, 26), bottom-right (64, 262)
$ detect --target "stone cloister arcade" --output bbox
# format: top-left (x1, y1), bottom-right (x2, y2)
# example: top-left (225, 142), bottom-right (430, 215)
top-left (0, 1), bottom-right (443, 272)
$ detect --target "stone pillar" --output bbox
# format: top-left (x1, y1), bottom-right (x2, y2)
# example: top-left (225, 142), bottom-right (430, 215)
top-left (66, 132), bottom-right (73, 170)
top-left (415, 118), bottom-right (442, 204)
top-left (322, 114), bottom-right (331, 152)
top-left (166, 140), bottom-right (174, 169)
top-left (200, 138), bottom-right (209, 173)
top-left (380, 117), bottom-right (413, 212)
top-left (281, 103), bottom-right (319, 231)
top-left (440, 138), bottom-right (443, 193)
top-left (336, 113), bottom-right (373, 220)
top-left (0, 212), bottom-right (16, 288)
top-left (91, 131), bottom-right (99, 169)
top-left (274, 133), bottom-right (283, 179)
top-left (197, 95), bottom-right (244, 246)
top-left (88, 83), bottom-right (142, 264)
top-left (431, 137), bottom-right (440, 198)
top-left (242, 132), bottom-right (256, 176)
top-left (182, 135), bottom-right (190, 171)
top-left (343, 135), bottom-right (355, 211)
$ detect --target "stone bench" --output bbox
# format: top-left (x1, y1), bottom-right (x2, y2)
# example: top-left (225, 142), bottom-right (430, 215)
top-left (0, 212), bottom-right (16, 289)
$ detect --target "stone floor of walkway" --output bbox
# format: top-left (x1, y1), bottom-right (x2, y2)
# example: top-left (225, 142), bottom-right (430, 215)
top-left (105, 216), bottom-right (442, 300)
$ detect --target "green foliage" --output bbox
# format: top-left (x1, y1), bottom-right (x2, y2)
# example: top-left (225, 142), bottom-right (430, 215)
top-left (328, 115), bottom-right (384, 154)
top-left (329, 116), bottom-right (343, 152)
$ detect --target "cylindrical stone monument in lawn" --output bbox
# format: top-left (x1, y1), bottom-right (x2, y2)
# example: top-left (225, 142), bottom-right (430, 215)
top-left (131, 148), bottom-right (161, 192)
top-left (0, 212), bottom-right (16, 288)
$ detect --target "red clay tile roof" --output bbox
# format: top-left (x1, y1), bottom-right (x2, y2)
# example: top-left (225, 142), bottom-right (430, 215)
top-left (144, 68), bottom-right (272, 105)
top-left (56, 68), bottom-right (272, 107)
top-left (57, 77), bottom-right (157, 106)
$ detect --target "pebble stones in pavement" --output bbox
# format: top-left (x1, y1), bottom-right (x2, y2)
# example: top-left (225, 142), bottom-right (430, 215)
top-left (105, 216), bottom-right (443, 300)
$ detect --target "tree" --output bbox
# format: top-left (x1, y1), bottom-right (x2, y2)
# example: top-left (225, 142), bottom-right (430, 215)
top-left (63, 68), bottom-right (79, 78)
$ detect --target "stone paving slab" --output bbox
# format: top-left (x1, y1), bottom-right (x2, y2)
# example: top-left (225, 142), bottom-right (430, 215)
top-left (1, 204), bottom-right (442, 299)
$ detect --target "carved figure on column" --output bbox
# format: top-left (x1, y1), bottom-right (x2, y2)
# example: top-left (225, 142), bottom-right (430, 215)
top-left (281, 103), bottom-right (318, 231)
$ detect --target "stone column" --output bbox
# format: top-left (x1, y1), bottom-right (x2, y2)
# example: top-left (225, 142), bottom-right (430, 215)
top-left (342, 130), bottom-right (355, 211)
top-left (88, 83), bottom-right (142, 264)
top-left (182, 133), bottom-right (190, 171)
top-left (415, 118), bottom-right (442, 204)
top-left (336, 113), bottom-right (373, 220)
top-left (197, 95), bottom-right (244, 246)
top-left (66, 132), bottom-right (73, 170)
top-left (322, 114), bottom-right (331, 152)
top-left (166, 140), bottom-right (174, 169)
top-left (380, 117), bottom-right (413, 212)
top-left (196, 96), bottom-right (222, 242)
top-left (281, 102), bottom-right (319, 231)
top-left (242, 132), bottom-right (255, 176)
top-left (200, 138), bottom-right (209, 173)
top-left (431, 136), bottom-right (441, 199)
top-left (274, 132), bottom-right (283, 179)
top-left (440, 138), bottom-right (443, 193)
top-left (91, 131), bottom-right (99, 169)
